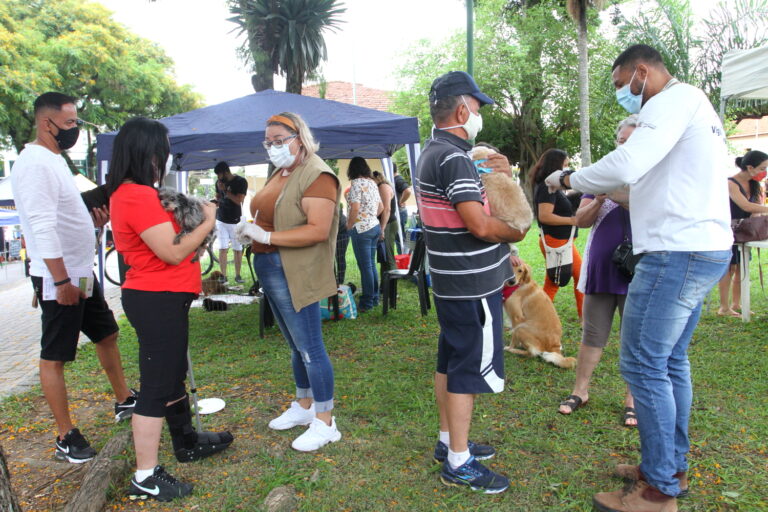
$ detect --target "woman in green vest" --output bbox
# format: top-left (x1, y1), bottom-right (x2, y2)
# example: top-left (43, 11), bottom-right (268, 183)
top-left (238, 112), bottom-right (342, 452)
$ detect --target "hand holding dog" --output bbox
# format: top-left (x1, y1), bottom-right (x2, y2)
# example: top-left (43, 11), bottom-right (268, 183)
top-left (478, 152), bottom-right (512, 176)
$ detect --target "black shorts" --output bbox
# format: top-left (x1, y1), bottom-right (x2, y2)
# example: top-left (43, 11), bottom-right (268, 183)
top-left (32, 275), bottom-right (118, 362)
top-left (122, 289), bottom-right (195, 417)
top-left (434, 293), bottom-right (505, 394)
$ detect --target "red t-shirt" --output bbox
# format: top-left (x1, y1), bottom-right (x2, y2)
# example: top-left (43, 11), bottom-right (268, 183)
top-left (110, 183), bottom-right (201, 293)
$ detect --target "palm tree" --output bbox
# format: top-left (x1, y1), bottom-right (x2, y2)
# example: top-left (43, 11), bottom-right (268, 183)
top-left (229, 0), bottom-right (345, 94)
top-left (566, 0), bottom-right (606, 166)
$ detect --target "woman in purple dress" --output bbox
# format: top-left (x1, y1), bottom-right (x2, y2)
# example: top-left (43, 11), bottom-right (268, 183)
top-left (558, 115), bottom-right (638, 427)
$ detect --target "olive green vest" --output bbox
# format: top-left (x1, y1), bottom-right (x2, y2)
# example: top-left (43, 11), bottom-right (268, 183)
top-left (271, 153), bottom-right (340, 311)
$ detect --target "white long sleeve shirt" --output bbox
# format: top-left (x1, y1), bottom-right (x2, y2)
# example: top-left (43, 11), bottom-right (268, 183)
top-left (11, 144), bottom-right (95, 278)
top-left (570, 82), bottom-right (733, 254)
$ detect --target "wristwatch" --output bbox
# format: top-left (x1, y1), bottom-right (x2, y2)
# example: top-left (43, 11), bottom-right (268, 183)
top-left (560, 170), bottom-right (576, 190)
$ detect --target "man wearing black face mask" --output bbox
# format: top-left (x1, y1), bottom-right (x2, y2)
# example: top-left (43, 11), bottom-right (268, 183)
top-left (11, 92), bottom-right (136, 464)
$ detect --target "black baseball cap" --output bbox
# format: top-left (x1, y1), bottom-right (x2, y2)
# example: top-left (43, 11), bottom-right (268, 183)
top-left (428, 71), bottom-right (494, 106)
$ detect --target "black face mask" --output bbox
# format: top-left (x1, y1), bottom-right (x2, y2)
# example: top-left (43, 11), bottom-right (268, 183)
top-left (48, 118), bottom-right (80, 150)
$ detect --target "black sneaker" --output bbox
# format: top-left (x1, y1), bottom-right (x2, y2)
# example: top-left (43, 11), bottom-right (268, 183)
top-left (129, 465), bottom-right (193, 502)
top-left (115, 388), bottom-right (139, 423)
top-left (433, 440), bottom-right (496, 463)
top-left (440, 456), bottom-right (509, 494)
top-left (54, 428), bottom-right (97, 464)
top-left (234, 275), bottom-right (245, 283)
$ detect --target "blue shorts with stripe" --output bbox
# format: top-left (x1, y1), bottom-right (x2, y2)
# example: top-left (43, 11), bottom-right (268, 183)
top-left (434, 293), bottom-right (505, 394)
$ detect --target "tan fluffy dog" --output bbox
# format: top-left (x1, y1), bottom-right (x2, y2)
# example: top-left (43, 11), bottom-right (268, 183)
top-left (504, 262), bottom-right (576, 369)
top-left (471, 146), bottom-right (533, 232)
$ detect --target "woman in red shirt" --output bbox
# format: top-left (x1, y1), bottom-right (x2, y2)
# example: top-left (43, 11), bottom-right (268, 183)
top-left (107, 117), bottom-right (233, 502)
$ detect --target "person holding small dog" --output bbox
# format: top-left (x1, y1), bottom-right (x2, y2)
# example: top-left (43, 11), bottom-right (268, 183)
top-left (717, 150), bottom-right (768, 317)
top-left (108, 117), bottom-right (234, 502)
top-left (546, 44), bottom-right (732, 511)
top-left (530, 149), bottom-right (584, 318)
top-left (239, 112), bottom-right (342, 452)
top-left (558, 114), bottom-right (639, 427)
top-left (414, 71), bottom-right (527, 494)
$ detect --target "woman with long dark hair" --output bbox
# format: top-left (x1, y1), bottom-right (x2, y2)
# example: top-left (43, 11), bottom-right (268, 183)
top-left (107, 117), bottom-right (233, 502)
top-left (717, 150), bottom-right (768, 317)
top-left (529, 148), bottom-right (584, 318)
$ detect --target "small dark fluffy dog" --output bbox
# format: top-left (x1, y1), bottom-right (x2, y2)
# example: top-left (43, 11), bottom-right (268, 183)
top-left (157, 187), bottom-right (215, 263)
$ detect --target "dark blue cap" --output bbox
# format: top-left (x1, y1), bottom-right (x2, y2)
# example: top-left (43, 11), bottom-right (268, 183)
top-left (428, 71), bottom-right (494, 106)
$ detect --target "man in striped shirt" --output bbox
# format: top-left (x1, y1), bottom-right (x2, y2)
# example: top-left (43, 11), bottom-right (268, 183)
top-left (414, 71), bottom-right (528, 494)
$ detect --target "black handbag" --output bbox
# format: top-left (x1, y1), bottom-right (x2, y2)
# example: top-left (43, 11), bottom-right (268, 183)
top-left (612, 208), bottom-right (642, 279)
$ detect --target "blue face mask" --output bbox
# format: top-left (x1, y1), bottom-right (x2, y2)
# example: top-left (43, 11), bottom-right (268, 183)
top-left (615, 69), bottom-right (646, 114)
top-left (473, 159), bottom-right (492, 174)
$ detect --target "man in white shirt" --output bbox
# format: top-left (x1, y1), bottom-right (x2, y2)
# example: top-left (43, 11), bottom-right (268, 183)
top-left (11, 92), bottom-right (136, 463)
top-left (546, 45), bottom-right (732, 511)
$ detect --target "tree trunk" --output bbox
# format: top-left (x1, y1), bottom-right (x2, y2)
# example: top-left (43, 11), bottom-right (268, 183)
top-left (242, 0), bottom-right (275, 92)
top-left (577, 14), bottom-right (592, 166)
top-left (285, 71), bottom-right (303, 95)
top-left (63, 430), bottom-right (131, 512)
top-left (0, 444), bottom-right (22, 512)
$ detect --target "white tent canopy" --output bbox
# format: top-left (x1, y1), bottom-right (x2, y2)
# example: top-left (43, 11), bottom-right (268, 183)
top-left (720, 45), bottom-right (768, 119)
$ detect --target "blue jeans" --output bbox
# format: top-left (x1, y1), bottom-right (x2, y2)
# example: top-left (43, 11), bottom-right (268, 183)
top-left (350, 224), bottom-right (381, 310)
top-left (620, 250), bottom-right (729, 496)
top-left (252, 252), bottom-right (335, 412)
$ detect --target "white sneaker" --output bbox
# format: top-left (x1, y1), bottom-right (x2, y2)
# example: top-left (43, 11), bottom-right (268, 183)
top-left (291, 417), bottom-right (341, 452)
top-left (268, 401), bottom-right (315, 430)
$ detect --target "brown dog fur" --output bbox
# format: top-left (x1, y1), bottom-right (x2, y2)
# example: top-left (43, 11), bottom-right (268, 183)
top-left (504, 262), bottom-right (576, 369)
top-left (201, 270), bottom-right (228, 296)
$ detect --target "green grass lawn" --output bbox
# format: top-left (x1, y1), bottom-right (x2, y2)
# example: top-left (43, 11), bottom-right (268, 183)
top-left (2, 227), bottom-right (768, 511)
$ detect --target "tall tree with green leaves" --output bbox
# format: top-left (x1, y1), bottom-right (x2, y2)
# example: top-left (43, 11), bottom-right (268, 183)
top-left (228, 0), bottom-right (345, 94)
top-left (0, 0), bottom-right (202, 178)
top-left (616, 0), bottom-right (768, 118)
top-left (394, 0), bottom-right (623, 180)
top-left (566, 0), bottom-right (607, 166)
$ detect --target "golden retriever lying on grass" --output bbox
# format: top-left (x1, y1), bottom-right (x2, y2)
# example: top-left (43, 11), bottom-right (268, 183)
top-left (504, 262), bottom-right (576, 369)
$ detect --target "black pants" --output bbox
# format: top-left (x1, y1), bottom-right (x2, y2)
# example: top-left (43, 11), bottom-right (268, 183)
top-left (122, 289), bottom-right (195, 417)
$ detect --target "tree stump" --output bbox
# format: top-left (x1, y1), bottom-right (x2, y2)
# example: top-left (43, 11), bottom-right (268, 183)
top-left (0, 443), bottom-right (22, 512)
top-left (63, 430), bottom-right (131, 512)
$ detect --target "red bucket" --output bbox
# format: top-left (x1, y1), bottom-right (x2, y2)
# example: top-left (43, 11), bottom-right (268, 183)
top-left (395, 254), bottom-right (410, 270)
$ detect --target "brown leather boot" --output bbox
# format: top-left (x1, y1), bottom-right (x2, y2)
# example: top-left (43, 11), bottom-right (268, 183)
top-left (593, 480), bottom-right (677, 512)
top-left (615, 464), bottom-right (689, 497)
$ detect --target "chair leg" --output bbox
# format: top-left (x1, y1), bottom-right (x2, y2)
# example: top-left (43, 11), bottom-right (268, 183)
top-left (382, 277), bottom-right (390, 315)
top-left (390, 278), bottom-right (398, 310)
top-left (423, 274), bottom-right (431, 310)
top-left (416, 275), bottom-right (428, 316)
top-left (259, 295), bottom-right (266, 338)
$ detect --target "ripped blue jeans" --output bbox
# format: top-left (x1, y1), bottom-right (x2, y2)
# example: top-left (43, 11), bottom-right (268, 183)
top-left (252, 251), bottom-right (334, 412)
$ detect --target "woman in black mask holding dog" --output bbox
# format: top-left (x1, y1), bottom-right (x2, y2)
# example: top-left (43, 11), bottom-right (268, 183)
top-left (107, 117), bottom-right (234, 502)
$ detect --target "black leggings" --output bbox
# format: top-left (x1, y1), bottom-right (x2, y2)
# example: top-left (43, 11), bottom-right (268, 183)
top-left (121, 289), bottom-right (195, 417)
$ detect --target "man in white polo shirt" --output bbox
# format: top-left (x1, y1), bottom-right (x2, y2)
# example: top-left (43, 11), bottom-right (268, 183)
top-left (547, 45), bottom-right (731, 511)
top-left (11, 92), bottom-right (136, 463)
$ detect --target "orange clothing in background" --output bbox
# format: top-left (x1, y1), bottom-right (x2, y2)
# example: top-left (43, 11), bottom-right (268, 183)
top-left (539, 234), bottom-right (584, 318)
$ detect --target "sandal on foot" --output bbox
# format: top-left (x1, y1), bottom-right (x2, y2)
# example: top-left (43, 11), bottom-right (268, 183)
top-left (623, 407), bottom-right (638, 427)
top-left (716, 309), bottom-right (740, 317)
top-left (558, 394), bottom-right (587, 415)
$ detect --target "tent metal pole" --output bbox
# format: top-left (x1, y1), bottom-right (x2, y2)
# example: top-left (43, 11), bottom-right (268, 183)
top-left (381, 157), bottom-right (403, 252)
top-left (97, 160), bottom-right (108, 286)
top-left (719, 95), bottom-right (728, 125)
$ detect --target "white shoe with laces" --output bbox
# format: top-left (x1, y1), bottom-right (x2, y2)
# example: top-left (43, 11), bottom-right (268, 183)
top-left (291, 417), bottom-right (341, 452)
top-left (268, 401), bottom-right (315, 430)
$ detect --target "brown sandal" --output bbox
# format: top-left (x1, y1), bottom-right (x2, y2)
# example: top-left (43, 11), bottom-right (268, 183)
top-left (558, 394), bottom-right (588, 415)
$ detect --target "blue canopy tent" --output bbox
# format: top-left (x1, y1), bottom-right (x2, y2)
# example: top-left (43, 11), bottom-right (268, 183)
top-left (94, 89), bottom-right (422, 283)
top-left (96, 89), bottom-right (421, 174)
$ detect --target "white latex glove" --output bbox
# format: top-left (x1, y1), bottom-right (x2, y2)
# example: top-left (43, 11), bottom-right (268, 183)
top-left (544, 170), bottom-right (565, 193)
top-left (235, 214), bottom-right (271, 245)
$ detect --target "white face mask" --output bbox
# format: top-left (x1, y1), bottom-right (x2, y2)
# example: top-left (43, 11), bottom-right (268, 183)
top-left (267, 138), bottom-right (296, 169)
top-left (443, 96), bottom-right (483, 141)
